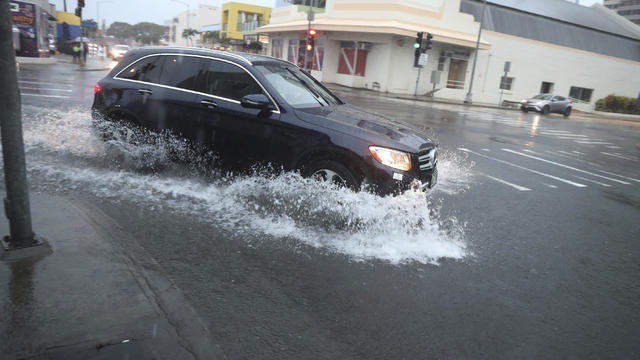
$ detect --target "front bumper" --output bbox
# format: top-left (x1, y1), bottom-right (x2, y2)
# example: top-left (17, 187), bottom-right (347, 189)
top-left (521, 104), bottom-right (543, 112)
top-left (366, 148), bottom-right (438, 195)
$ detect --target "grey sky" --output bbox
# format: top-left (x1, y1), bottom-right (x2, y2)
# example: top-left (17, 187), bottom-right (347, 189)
top-left (53, 0), bottom-right (603, 28)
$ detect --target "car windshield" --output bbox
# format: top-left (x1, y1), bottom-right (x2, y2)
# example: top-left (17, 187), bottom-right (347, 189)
top-left (255, 63), bottom-right (341, 108)
top-left (532, 94), bottom-right (552, 100)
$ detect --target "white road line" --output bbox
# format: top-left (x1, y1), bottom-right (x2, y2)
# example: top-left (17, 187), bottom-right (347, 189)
top-left (601, 152), bottom-right (636, 161)
top-left (20, 87), bottom-right (73, 92)
top-left (20, 93), bottom-right (71, 99)
top-left (478, 173), bottom-right (531, 191)
top-left (557, 136), bottom-right (589, 140)
top-left (605, 145), bottom-right (622, 149)
top-left (574, 141), bottom-right (613, 145)
top-left (542, 183), bottom-right (558, 189)
top-left (572, 151), bottom-right (583, 154)
top-left (501, 148), bottom-right (631, 185)
top-left (481, 148), bottom-right (491, 152)
top-left (18, 80), bottom-right (73, 87)
top-left (596, 170), bottom-right (640, 183)
top-left (458, 148), bottom-right (587, 187)
top-left (572, 175), bottom-right (612, 187)
top-left (541, 130), bottom-right (572, 134)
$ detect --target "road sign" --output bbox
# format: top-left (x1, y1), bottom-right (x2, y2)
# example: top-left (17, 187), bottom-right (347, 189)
top-left (418, 53), bottom-right (429, 66)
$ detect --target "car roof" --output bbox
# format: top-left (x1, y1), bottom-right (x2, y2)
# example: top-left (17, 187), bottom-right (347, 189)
top-left (128, 46), bottom-right (293, 67)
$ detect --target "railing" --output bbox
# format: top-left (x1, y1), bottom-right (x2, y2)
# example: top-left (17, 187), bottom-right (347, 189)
top-left (446, 79), bottom-right (465, 89)
top-left (237, 20), bottom-right (266, 33)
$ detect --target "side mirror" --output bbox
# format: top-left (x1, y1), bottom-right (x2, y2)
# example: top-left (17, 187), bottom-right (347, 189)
top-left (241, 94), bottom-right (271, 109)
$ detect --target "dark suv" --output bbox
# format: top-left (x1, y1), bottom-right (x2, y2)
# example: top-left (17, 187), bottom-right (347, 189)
top-left (92, 47), bottom-right (438, 194)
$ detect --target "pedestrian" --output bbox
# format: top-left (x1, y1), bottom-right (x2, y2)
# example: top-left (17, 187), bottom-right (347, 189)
top-left (83, 42), bottom-right (88, 64)
top-left (72, 43), bottom-right (80, 63)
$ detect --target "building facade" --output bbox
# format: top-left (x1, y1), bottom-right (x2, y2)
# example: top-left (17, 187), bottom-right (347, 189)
top-left (604, 0), bottom-right (640, 25)
top-left (221, 2), bottom-right (272, 52)
top-left (259, 0), bottom-right (640, 110)
top-left (10, 0), bottom-right (57, 57)
top-left (167, 4), bottom-right (221, 47)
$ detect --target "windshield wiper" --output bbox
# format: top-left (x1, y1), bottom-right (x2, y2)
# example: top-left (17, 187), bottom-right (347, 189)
top-left (286, 68), bottom-right (329, 106)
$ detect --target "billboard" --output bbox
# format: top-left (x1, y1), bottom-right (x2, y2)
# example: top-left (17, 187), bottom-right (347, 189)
top-left (10, 1), bottom-right (39, 57)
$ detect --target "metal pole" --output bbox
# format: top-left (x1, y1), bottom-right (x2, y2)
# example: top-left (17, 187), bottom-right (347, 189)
top-left (186, 4), bottom-right (190, 46)
top-left (464, 0), bottom-right (487, 104)
top-left (0, 1), bottom-right (34, 247)
top-left (63, 0), bottom-right (67, 12)
top-left (304, 0), bottom-right (312, 70)
top-left (414, 67), bottom-right (422, 96)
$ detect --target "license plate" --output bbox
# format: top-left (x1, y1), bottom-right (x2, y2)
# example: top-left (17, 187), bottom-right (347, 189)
top-left (429, 171), bottom-right (438, 188)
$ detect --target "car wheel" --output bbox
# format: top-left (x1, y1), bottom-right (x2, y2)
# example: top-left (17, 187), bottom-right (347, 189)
top-left (303, 159), bottom-right (360, 191)
top-left (563, 107), bottom-right (572, 118)
top-left (541, 106), bottom-right (550, 115)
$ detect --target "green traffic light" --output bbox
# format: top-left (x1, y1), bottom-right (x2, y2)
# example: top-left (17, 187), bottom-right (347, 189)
top-left (414, 43), bottom-right (420, 48)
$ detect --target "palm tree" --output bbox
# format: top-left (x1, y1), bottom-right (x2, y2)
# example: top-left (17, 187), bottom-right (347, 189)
top-left (181, 28), bottom-right (198, 45)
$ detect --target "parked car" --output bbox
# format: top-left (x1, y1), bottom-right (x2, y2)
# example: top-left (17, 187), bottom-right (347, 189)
top-left (47, 33), bottom-right (56, 54)
top-left (91, 47), bottom-right (438, 195)
top-left (110, 44), bottom-right (130, 60)
top-left (520, 94), bottom-right (573, 117)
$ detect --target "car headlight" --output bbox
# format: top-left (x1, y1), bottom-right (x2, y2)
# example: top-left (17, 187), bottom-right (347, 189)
top-left (369, 146), bottom-right (412, 171)
top-left (536, 101), bottom-right (544, 105)
top-left (520, 100), bottom-right (527, 104)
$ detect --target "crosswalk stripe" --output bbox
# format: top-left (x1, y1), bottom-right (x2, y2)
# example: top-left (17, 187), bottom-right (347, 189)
top-left (479, 173), bottom-right (531, 191)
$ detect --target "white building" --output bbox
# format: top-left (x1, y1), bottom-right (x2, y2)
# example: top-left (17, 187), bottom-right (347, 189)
top-left (258, 0), bottom-right (640, 110)
top-left (167, 4), bottom-right (221, 47)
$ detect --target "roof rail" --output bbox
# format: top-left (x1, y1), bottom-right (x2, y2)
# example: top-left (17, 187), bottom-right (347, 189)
top-left (145, 46), bottom-right (253, 65)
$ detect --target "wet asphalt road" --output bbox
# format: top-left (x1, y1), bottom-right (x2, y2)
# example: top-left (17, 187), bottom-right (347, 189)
top-left (11, 61), bottom-right (640, 359)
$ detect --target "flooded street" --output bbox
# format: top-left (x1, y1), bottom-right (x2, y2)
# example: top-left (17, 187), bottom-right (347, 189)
top-left (3, 63), bottom-right (639, 359)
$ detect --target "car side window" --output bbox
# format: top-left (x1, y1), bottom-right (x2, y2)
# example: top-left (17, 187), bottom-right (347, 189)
top-left (156, 55), bottom-right (204, 92)
top-left (118, 56), bottom-right (164, 83)
top-left (200, 59), bottom-right (263, 101)
top-left (553, 96), bottom-right (563, 101)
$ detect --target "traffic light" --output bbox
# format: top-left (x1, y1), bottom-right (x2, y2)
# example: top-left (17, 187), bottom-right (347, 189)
top-left (75, 7), bottom-right (82, 17)
top-left (424, 33), bottom-right (433, 51)
top-left (414, 32), bottom-right (424, 67)
top-left (78, 0), bottom-right (85, 8)
top-left (307, 28), bottom-right (317, 52)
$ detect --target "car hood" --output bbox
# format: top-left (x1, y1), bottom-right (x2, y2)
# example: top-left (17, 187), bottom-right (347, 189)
top-left (294, 104), bottom-right (435, 152)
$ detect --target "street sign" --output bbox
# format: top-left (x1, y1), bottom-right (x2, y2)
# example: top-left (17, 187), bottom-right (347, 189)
top-left (307, 10), bottom-right (315, 21)
top-left (431, 70), bottom-right (440, 84)
top-left (418, 53), bottom-right (428, 66)
top-left (504, 61), bottom-right (511, 73)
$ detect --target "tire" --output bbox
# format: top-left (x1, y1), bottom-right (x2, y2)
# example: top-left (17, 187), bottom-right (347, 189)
top-left (541, 106), bottom-right (550, 115)
top-left (563, 107), bottom-right (572, 118)
top-left (302, 159), bottom-right (360, 191)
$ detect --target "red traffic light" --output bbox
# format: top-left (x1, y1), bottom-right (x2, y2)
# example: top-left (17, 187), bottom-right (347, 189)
top-left (308, 28), bottom-right (317, 37)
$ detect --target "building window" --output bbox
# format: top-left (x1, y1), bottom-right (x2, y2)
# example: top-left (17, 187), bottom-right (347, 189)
top-left (271, 39), bottom-right (283, 59)
top-left (540, 81), bottom-right (554, 94)
top-left (569, 86), bottom-right (594, 103)
top-left (338, 41), bottom-right (367, 76)
top-left (499, 76), bottom-right (514, 91)
top-left (437, 55), bottom-right (446, 71)
top-left (446, 58), bottom-right (467, 89)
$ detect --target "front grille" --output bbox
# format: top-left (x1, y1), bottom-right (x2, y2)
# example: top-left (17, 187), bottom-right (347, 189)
top-left (418, 148), bottom-right (437, 170)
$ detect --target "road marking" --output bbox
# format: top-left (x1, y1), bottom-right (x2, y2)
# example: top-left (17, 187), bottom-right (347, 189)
top-left (18, 80), bottom-right (72, 87)
top-left (574, 141), bottom-right (613, 145)
top-left (481, 148), bottom-right (491, 152)
top-left (19, 87), bottom-right (73, 92)
top-left (478, 173), bottom-right (531, 191)
top-left (20, 93), bottom-right (71, 99)
top-left (596, 170), bottom-right (640, 183)
top-left (541, 130), bottom-right (572, 134)
top-left (572, 151), bottom-right (583, 154)
top-left (601, 152), bottom-right (636, 161)
top-left (458, 148), bottom-right (587, 187)
top-left (572, 175), bottom-right (611, 187)
top-left (605, 145), bottom-right (622, 149)
top-left (501, 148), bottom-right (631, 185)
top-left (542, 183), bottom-right (558, 189)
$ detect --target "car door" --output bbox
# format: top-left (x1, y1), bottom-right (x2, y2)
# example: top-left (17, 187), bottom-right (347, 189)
top-left (113, 54), bottom-right (165, 126)
top-left (192, 58), bottom-right (280, 169)
top-left (142, 54), bottom-right (204, 138)
top-left (551, 95), bottom-right (565, 112)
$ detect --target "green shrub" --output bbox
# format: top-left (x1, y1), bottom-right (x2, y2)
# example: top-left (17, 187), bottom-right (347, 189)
top-left (595, 94), bottom-right (640, 115)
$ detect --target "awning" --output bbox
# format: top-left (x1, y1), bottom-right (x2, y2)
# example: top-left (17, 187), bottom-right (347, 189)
top-left (199, 24), bottom-right (221, 33)
top-left (258, 19), bottom-right (490, 49)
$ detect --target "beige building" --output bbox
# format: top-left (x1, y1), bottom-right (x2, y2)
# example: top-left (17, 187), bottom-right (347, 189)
top-left (259, 0), bottom-right (640, 110)
top-left (167, 4), bottom-right (221, 47)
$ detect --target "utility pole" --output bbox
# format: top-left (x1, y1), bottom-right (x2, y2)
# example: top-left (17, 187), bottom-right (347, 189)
top-left (304, 0), bottom-right (314, 71)
top-left (464, 0), bottom-right (487, 104)
top-left (0, 1), bottom-right (50, 260)
top-left (63, 0), bottom-right (67, 12)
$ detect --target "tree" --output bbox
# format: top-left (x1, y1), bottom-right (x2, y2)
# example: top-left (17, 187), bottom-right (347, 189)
top-left (133, 22), bottom-right (167, 45)
top-left (203, 31), bottom-right (230, 48)
top-left (182, 28), bottom-right (198, 45)
top-left (106, 21), bottom-right (134, 41)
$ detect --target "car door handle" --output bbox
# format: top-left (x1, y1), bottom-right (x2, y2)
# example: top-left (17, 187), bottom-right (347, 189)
top-left (138, 89), bottom-right (152, 95)
top-left (200, 100), bottom-right (217, 109)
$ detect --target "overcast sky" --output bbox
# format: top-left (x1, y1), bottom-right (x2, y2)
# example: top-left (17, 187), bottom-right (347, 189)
top-left (52, 0), bottom-right (604, 28)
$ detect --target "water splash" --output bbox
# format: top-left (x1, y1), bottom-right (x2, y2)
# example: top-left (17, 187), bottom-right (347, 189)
top-left (20, 107), bottom-right (473, 264)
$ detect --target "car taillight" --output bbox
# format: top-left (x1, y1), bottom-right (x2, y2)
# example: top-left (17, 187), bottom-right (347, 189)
top-left (570, 100), bottom-right (574, 104)
top-left (94, 83), bottom-right (102, 95)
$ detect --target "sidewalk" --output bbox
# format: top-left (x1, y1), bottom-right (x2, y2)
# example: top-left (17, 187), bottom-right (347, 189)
top-left (17, 54), bottom-right (114, 72)
top-left (0, 193), bottom-right (221, 359)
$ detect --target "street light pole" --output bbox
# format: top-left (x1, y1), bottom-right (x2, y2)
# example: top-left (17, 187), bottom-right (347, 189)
top-left (0, 1), bottom-right (50, 259)
top-left (464, 0), bottom-right (487, 105)
top-left (97, 1), bottom-right (113, 48)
